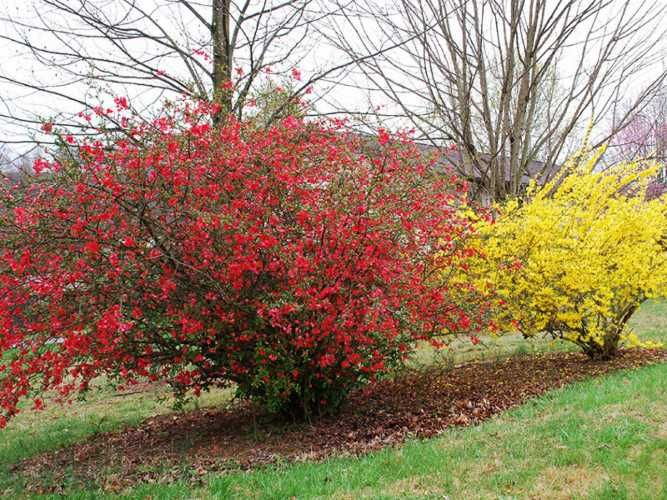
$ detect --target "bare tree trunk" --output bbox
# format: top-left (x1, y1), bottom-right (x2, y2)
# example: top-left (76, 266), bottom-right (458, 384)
top-left (212, 0), bottom-right (233, 115)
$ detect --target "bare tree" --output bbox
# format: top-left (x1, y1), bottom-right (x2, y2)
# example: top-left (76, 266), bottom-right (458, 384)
top-left (0, 0), bottom-right (360, 144)
top-left (328, 0), bottom-right (667, 201)
top-left (607, 89), bottom-right (667, 199)
top-left (611, 90), bottom-right (667, 162)
top-left (0, 145), bottom-right (12, 170)
top-left (0, 143), bottom-right (42, 186)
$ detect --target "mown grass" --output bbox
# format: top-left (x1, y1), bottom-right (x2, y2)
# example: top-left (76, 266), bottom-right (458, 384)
top-left (0, 384), bottom-right (233, 496)
top-left (1, 301), bottom-right (665, 499)
top-left (134, 362), bottom-right (666, 500)
top-left (411, 299), bottom-right (667, 369)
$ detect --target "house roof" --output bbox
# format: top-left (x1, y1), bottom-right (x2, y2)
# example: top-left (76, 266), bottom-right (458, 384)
top-left (413, 142), bottom-right (558, 186)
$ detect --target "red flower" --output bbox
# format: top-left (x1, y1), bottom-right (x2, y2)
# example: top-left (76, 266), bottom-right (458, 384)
top-left (84, 240), bottom-right (101, 256)
top-left (114, 96), bottom-right (129, 110)
top-left (378, 128), bottom-right (390, 145)
top-left (0, 94), bottom-right (489, 423)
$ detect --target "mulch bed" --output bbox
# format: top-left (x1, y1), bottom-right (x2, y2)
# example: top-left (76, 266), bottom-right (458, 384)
top-left (14, 348), bottom-right (667, 493)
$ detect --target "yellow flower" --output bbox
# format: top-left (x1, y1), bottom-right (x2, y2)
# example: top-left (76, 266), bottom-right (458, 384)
top-left (452, 147), bottom-right (667, 359)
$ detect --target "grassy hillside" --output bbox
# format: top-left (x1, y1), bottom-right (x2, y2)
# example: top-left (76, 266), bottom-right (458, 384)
top-left (1, 301), bottom-right (665, 498)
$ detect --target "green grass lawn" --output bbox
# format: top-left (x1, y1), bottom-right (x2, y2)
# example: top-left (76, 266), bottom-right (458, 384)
top-left (135, 362), bottom-right (667, 500)
top-left (1, 301), bottom-right (666, 499)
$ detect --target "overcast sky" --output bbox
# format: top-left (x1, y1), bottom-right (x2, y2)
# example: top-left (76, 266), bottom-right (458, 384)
top-left (1, 0), bottom-right (666, 160)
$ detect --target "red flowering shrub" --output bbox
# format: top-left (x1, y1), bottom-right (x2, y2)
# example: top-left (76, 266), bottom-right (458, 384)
top-left (0, 100), bottom-right (485, 424)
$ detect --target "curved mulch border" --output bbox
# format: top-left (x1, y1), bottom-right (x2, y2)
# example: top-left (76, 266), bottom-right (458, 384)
top-left (14, 348), bottom-right (667, 493)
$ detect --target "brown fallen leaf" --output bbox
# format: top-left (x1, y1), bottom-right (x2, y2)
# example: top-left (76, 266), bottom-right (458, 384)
top-left (13, 348), bottom-right (666, 494)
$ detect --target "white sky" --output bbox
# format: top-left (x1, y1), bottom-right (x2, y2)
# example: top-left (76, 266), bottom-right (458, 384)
top-left (1, 0), bottom-right (666, 159)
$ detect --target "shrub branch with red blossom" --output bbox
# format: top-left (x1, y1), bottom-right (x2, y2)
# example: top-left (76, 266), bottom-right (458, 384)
top-left (0, 98), bottom-right (488, 425)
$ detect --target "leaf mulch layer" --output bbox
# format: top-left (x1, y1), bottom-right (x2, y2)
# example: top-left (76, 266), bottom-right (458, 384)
top-left (13, 348), bottom-right (667, 493)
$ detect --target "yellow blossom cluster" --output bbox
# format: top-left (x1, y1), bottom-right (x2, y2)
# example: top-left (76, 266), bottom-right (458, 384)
top-left (463, 148), bottom-right (667, 359)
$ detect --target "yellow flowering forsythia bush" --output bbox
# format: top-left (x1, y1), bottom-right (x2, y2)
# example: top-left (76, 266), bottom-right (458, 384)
top-left (470, 149), bottom-right (667, 360)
